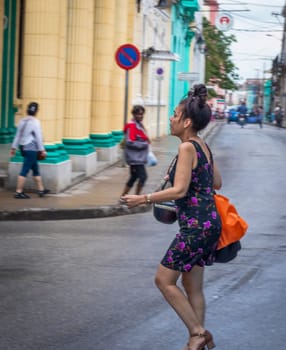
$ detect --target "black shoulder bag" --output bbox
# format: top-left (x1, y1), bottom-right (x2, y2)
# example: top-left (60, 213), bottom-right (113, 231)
top-left (153, 156), bottom-right (178, 224)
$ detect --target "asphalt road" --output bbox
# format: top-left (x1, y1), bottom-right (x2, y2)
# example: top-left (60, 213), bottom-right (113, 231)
top-left (0, 122), bottom-right (286, 350)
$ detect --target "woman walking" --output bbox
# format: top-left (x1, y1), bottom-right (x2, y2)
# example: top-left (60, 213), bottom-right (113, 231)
top-left (10, 102), bottom-right (49, 198)
top-left (121, 105), bottom-right (150, 197)
top-left (122, 84), bottom-right (222, 350)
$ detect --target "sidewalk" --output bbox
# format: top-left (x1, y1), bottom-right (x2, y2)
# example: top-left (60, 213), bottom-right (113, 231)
top-left (0, 121), bottom-right (221, 221)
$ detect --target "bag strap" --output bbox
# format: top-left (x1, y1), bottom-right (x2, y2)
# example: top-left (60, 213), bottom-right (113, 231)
top-left (189, 139), bottom-right (213, 167)
top-left (205, 142), bottom-right (214, 166)
top-left (160, 155), bottom-right (178, 190)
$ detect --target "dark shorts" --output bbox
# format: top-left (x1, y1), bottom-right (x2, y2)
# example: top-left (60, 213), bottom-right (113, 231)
top-left (126, 164), bottom-right (147, 187)
top-left (20, 150), bottom-right (40, 177)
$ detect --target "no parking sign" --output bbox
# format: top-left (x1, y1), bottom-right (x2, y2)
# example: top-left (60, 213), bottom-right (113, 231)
top-left (115, 44), bottom-right (140, 70)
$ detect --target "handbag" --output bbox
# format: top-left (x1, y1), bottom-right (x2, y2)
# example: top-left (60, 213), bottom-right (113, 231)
top-left (215, 241), bottom-right (242, 263)
top-left (37, 151), bottom-right (46, 161)
top-left (153, 200), bottom-right (177, 224)
top-left (153, 156), bottom-right (177, 224)
top-left (214, 193), bottom-right (248, 249)
top-left (214, 193), bottom-right (248, 263)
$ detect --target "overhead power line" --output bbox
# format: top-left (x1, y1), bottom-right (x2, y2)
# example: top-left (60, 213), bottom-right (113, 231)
top-left (199, 9), bottom-right (250, 12)
top-left (228, 12), bottom-right (283, 30)
top-left (206, 0), bottom-right (283, 7)
top-left (232, 52), bottom-right (276, 58)
top-left (232, 29), bottom-right (283, 32)
top-left (236, 1), bottom-right (282, 7)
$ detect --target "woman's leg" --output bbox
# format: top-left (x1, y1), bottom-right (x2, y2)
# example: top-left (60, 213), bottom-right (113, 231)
top-left (155, 264), bottom-right (205, 340)
top-left (30, 155), bottom-right (45, 191)
top-left (181, 266), bottom-right (205, 326)
top-left (121, 165), bottom-right (137, 195)
top-left (16, 175), bottom-right (26, 193)
top-left (121, 185), bottom-right (131, 196)
top-left (16, 151), bottom-right (31, 194)
top-left (135, 165), bottom-right (147, 194)
top-left (33, 176), bottom-right (44, 191)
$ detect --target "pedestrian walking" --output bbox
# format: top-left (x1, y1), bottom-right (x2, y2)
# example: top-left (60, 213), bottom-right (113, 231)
top-left (120, 105), bottom-right (150, 197)
top-left (122, 84), bottom-right (222, 350)
top-left (10, 102), bottom-right (50, 199)
top-left (257, 105), bottom-right (263, 128)
top-left (252, 105), bottom-right (263, 128)
top-left (274, 105), bottom-right (283, 128)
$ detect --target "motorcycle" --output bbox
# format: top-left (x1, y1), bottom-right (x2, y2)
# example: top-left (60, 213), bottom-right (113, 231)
top-left (238, 113), bottom-right (246, 127)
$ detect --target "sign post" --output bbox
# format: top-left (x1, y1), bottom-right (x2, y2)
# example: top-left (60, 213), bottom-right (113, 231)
top-left (115, 44), bottom-right (141, 127)
top-left (156, 67), bottom-right (164, 138)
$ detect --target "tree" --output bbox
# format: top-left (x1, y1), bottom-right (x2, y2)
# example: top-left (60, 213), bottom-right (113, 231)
top-left (203, 17), bottom-right (239, 91)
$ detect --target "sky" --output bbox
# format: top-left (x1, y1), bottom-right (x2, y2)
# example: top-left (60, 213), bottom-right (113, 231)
top-left (218, 0), bottom-right (285, 81)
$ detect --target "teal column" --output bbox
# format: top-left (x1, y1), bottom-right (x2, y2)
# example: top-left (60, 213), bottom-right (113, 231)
top-left (89, 133), bottom-right (116, 148)
top-left (0, 0), bottom-right (17, 144)
top-left (62, 138), bottom-right (95, 155)
top-left (263, 80), bottom-right (272, 120)
top-left (111, 130), bottom-right (124, 143)
top-left (169, 2), bottom-right (198, 119)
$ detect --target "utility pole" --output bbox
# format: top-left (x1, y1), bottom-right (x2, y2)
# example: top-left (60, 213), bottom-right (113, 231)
top-left (279, 2), bottom-right (286, 125)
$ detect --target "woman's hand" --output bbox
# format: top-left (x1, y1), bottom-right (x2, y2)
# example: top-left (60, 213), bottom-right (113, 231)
top-left (10, 149), bottom-right (16, 157)
top-left (120, 194), bottom-right (146, 208)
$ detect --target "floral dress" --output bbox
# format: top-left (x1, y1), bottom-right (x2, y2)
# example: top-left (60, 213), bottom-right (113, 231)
top-left (161, 140), bottom-right (222, 272)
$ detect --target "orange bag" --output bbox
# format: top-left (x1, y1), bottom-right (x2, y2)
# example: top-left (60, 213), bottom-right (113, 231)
top-left (214, 194), bottom-right (248, 250)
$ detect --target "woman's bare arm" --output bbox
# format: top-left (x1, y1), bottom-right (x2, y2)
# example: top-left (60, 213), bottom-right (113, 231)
top-left (213, 161), bottom-right (222, 190)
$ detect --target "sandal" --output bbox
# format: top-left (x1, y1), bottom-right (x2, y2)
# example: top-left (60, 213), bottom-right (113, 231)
top-left (189, 330), bottom-right (215, 350)
top-left (184, 341), bottom-right (206, 350)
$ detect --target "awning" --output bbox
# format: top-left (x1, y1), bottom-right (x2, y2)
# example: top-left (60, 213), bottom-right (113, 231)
top-left (178, 72), bottom-right (199, 81)
top-left (142, 47), bottom-right (180, 61)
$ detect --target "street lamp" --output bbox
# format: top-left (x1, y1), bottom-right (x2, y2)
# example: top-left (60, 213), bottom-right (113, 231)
top-left (189, 25), bottom-right (207, 54)
top-left (155, 0), bottom-right (170, 9)
top-left (196, 35), bottom-right (207, 54)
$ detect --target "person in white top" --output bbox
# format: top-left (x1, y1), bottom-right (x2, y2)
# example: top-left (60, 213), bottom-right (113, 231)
top-left (10, 102), bottom-right (49, 199)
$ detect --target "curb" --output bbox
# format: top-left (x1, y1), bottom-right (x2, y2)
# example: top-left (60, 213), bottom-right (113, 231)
top-left (0, 204), bottom-right (152, 221)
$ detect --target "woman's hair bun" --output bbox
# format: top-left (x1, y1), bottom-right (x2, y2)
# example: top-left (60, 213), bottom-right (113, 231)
top-left (180, 83), bottom-right (211, 132)
top-left (193, 84), bottom-right (207, 97)
top-left (193, 84), bottom-right (207, 108)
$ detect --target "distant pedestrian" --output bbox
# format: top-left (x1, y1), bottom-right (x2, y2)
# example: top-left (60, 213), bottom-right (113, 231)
top-left (10, 102), bottom-right (50, 199)
top-left (120, 105), bottom-right (150, 198)
top-left (252, 105), bottom-right (263, 128)
top-left (257, 105), bottom-right (263, 128)
top-left (274, 105), bottom-right (283, 128)
top-left (122, 84), bottom-right (222, 350)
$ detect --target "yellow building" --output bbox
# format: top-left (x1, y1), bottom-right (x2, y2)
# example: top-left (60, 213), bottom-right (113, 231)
top-left (0, 0), bottom-right (130, 191)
